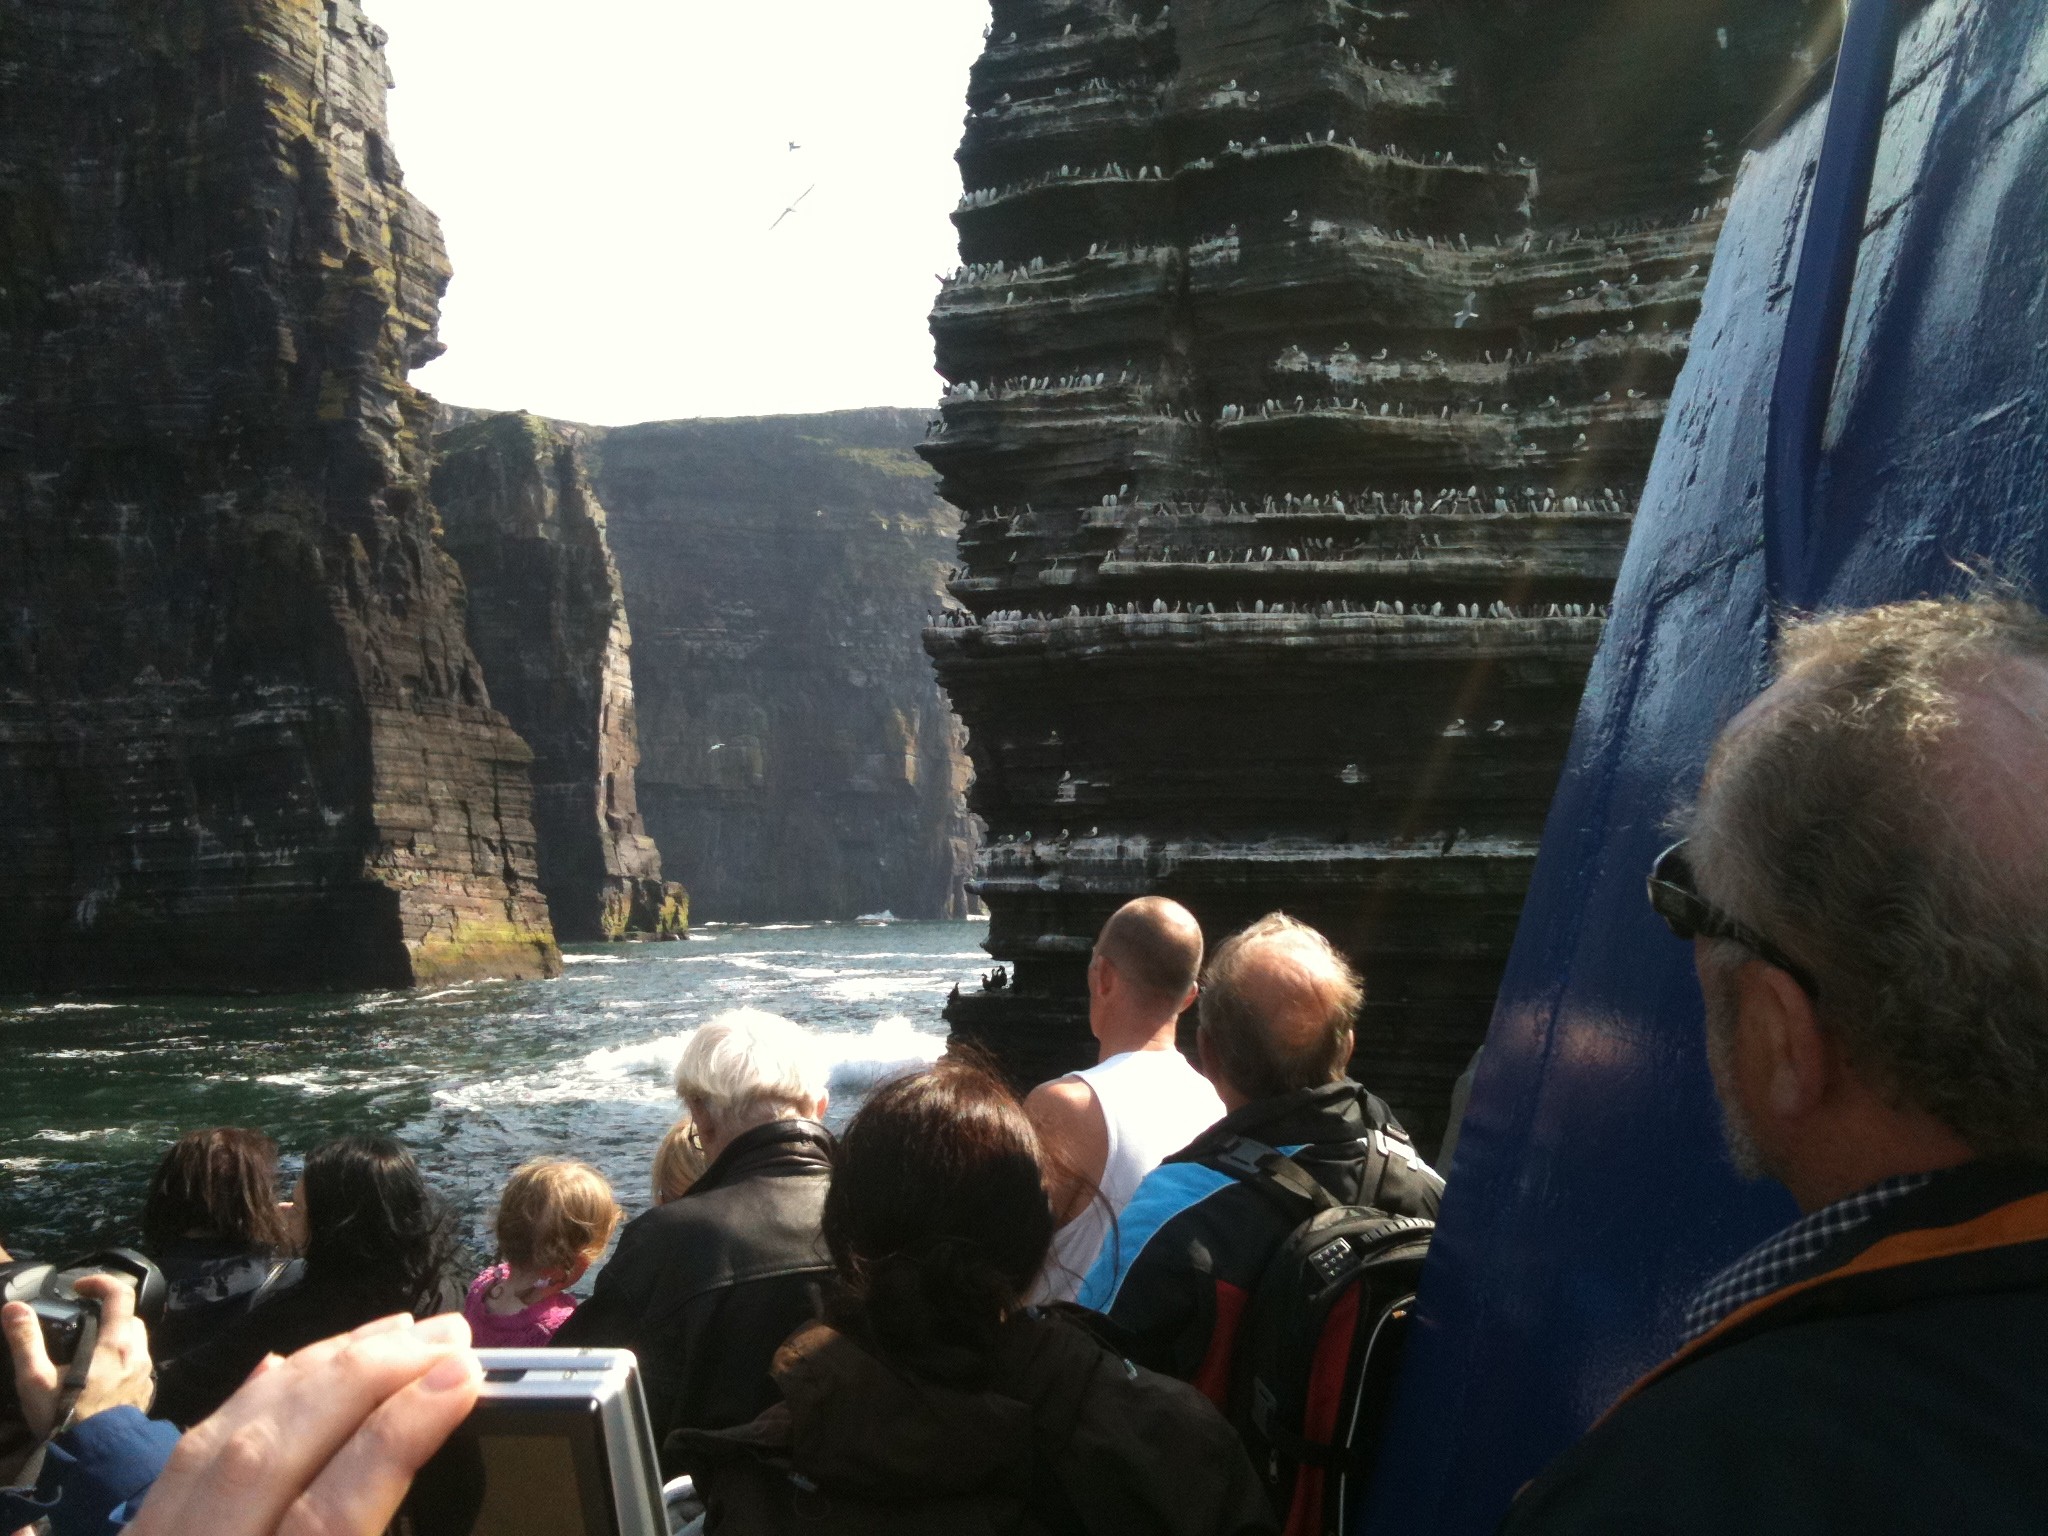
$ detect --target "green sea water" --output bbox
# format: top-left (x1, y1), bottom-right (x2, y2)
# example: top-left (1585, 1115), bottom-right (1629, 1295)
top-left (0, 922), bottom-right (989, 1264)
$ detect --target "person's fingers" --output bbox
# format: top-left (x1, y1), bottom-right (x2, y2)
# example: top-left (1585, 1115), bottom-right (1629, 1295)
top-left (277, 1348), bottom-right (481, 1536)
top-left (71, 1273), bottom-right (137, 1333)
top-left (131, 1314), bottom-right (461, 1536)
top-left (1, 1299), bottom-right (57, 1414)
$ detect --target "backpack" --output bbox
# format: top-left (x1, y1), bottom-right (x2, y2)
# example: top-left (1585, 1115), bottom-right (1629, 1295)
top-left (1210, 1134), bottom-right (1435, 1536)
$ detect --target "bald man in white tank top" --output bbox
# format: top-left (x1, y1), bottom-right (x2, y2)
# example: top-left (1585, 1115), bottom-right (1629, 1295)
top-left (1027, 897), bottom-right (1225, 1302)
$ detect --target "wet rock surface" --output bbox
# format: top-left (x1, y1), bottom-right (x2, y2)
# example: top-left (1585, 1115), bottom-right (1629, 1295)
top-left (576, 410), bottom-right (977, 923)
top-left (432, 414), bottom-right (685, 941)
top-left (0, 0), bottom-right (560, 990)
top-left (925, 0), bottom-right (1817, 1138)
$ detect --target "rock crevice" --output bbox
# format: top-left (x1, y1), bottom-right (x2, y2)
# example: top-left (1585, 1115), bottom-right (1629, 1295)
top-left (432, 413), bottom-right (685, 942)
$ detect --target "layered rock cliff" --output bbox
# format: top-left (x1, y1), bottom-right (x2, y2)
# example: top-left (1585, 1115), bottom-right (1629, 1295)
top-left (432, 414), bottom-right (684, 941)
top-left (0, 0), bottom-right (560, 989)
top-left (925, 0), bottom-right (1818, 1136)
top-left (573, 410), bottom-right (976, 923)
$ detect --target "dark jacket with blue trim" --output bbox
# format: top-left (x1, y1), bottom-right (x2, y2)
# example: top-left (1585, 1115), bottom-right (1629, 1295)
top-left (1076, 1081), bottom-right (1443, 1399)
top-left (1498, 1161), bottom-right (2048, 1535)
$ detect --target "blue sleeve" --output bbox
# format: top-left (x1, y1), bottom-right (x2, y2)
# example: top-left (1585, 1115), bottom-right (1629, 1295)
top-left (0, 1407), bottom-right (181, 1536)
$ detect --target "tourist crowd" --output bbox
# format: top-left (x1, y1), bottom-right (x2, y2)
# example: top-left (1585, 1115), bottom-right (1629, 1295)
top-left (7, 592), bottom-right (2048, 1534)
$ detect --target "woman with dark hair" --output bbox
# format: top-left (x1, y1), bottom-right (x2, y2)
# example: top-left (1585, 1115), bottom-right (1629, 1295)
top-left (673, 1058), bottom-right (1277, 1535)
top-left (141, 1128), bottom-right (297, 1363)
top-left (152, 1134), bottom-right (459, 1429)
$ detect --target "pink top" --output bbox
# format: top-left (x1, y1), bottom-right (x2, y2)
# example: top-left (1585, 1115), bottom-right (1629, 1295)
top-left (462, 1264), bottom-right (580, 1347)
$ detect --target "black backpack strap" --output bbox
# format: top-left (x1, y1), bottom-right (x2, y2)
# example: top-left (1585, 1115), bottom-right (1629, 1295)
top-left (1211, 1136), bottom-right (1341, 1213)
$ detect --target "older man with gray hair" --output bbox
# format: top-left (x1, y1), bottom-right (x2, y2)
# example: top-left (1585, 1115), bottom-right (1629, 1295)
top-left (554, 1008), bottom-right (833, 1469)
top-left (1502, 591), bottom-right (2048, 1533)
top-left (1078, 911), bottom-right (1442, 1388)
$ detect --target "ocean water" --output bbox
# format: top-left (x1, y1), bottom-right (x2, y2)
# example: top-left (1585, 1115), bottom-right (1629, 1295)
top-left (0, 922), bottom-right (990, 1265)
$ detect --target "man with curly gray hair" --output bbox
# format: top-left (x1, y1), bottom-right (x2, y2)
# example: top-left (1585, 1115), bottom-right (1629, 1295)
top-left (1503, 590), bottom-right (2048, 1534)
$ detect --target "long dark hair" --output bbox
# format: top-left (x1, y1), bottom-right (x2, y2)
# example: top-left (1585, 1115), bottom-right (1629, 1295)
top-left (142, 1128), bottom-right (292, 1255)
top-left (300, 1135), bottom-right (457, 1316)
top-left (822, 1057), bottom-right (1055, 1385)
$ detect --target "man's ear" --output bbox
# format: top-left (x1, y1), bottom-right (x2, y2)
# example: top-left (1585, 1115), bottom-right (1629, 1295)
top-left (813, 1093), bottom-right (831, 1122)
top-left (1739, 959), bottom-right (1832, 1120)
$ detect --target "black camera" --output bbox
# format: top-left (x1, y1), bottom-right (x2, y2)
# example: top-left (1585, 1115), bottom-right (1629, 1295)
top-left (0, 1249), bottom-right (167, 1425)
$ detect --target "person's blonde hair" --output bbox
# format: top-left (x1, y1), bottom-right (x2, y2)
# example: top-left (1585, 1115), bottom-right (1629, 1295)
top-left (493, 1159), bottom-right (621, 1273)
top-left (651, 1118), bottom-right (710, 1205)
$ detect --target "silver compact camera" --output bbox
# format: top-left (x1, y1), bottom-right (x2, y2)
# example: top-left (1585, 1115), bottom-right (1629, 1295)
top-left (395, 1349), bottom-right (667, 1536)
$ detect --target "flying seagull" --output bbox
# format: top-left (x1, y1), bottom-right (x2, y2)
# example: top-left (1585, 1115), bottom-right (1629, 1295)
top-left (770, 184), bottom-right (816, 230)
top-left (788, 140), bottom-right (801, 151)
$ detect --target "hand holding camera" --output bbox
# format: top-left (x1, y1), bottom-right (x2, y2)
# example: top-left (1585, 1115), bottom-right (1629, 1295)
top-left (1, 1273), bottom-right (155, 1440)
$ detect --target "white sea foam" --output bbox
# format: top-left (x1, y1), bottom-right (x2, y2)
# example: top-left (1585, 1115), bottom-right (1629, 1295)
top-left (37, 1049), bottom-right (125, 1061)
top-left (0, 1157), bottom-right (52, 1172)
top-left (432, 1016), bottom-right (945, 1113)
top-left (254, 1068), bottom-right (420, 1097)
top-left (821, 974), bottom-right (953, 1002)
top-left (563, 955), bottom-right (630, 965)
top-left (16, 1003), bottom-right (119, 1015)
top-left (33, 1128), bottom-right (117, 1144)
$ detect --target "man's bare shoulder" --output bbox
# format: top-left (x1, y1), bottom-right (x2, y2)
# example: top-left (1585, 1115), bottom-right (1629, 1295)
top-left (1024, 1073), bottom-right (1099, 1131)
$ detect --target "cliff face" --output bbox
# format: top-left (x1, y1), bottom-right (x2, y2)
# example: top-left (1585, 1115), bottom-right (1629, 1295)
top-left (925, 0), bottom-right (1817, 1135)
top-left (432, 414), bottom-right (685, 941)
top-left (0, 0), bottom-right (560, 990)
top-left (576, 410), bottom-right (976, 923)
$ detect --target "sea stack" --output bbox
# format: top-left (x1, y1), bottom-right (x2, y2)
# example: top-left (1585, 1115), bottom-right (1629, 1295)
top-left (0, 0), bottom-right (560, 989)
top-left (433, 413), bottom-right (687, 941)
top-left (923, 0), bottom-right (1813, 1138)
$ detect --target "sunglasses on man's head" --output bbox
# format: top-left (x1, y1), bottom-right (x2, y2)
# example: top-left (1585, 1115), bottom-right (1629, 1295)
top-left (1645, 839), bottom-right (1820, 999)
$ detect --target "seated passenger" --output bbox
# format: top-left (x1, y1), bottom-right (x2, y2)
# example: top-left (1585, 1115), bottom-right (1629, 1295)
top-left (140, 1128), bottom-right (298, 1364)
top-left (1025, 896), bottom-right (1223, 1300)
top-left (1502, 594), bottom-right (2048, 1534)
top-left (152, 1134), bottom-right (458, 1427)
top-left (463, 1158), bottom-right (620, 1347)
top-left (1077, 912), bottom-right (1443, 1392)
top-left (671, 1058), bottom-right (1279, 1535)
top-left (552, 1009), bottom-right (833, 1465)
top-left (651, 1116), bottom-right (709, 1205)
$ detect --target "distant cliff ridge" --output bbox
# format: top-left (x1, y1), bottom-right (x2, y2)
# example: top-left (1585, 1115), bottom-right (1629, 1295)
top-left (557, 410), bottom-right (977, 924)
top-left (924, 0), bottom-right (1816, 1134)
top-left (432, 414), bottom-right (686, 941)
top-left (0, 0), bottom-right (560, 989)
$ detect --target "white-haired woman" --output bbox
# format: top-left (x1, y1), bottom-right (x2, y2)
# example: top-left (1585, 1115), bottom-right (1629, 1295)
top-left (552, 1009), bottom-right (833, 1462)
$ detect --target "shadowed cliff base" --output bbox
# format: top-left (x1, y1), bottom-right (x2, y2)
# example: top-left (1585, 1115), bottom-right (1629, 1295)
top-left (0, 0), bottom-right (561, 992)
top-left (925, 0), bottom-right (1822, 1147)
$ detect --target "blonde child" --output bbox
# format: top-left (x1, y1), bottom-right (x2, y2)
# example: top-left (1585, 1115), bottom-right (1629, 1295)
top-left (651, 1116), bottom-right (710, 1206)
top-left (464, 1158), bottom-right (621, 1346)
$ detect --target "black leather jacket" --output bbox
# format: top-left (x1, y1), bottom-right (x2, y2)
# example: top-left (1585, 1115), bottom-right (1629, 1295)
top-left (552, 1119), bottom-right (834, 1470)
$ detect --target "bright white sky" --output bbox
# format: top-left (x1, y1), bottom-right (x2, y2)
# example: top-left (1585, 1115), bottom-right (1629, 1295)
top-left (373, 0), bottom-right (986, 425)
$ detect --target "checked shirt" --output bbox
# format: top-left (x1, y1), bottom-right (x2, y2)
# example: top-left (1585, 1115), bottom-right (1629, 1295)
top-left (1681, 1171), bottom-right (1935, 1342)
